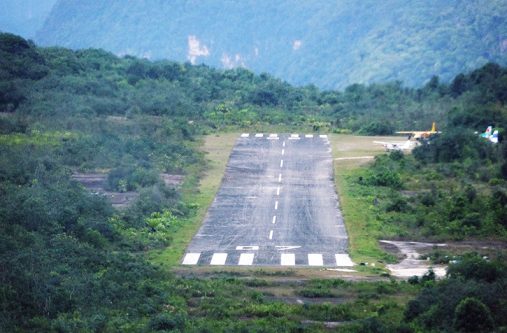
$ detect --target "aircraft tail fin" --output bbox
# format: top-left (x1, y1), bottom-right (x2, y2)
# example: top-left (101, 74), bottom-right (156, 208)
top-left (431, 122), bottom-right (437, 132)
top-left (490, 130), bottom-right (499, 144)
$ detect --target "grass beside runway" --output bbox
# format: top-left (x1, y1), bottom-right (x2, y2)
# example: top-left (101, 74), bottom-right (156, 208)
top-left (330, 134), bottom-right (401, 270)
top-left (150, 133), bottom-right (239, 267)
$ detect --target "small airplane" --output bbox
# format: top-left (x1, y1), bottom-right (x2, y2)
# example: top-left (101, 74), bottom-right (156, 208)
top-left (479, 126), bottom-right (499, 144)
top-left (396, 122), bottom-right (440, 139)
top-left (373, 140), bottom-right (416, 152)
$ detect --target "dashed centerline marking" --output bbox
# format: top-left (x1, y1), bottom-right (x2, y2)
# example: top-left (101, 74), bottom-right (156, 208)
top-left (274, 201), bottom-right (278, 210)
top-left (278, 173), bottom-right (282, 182)
top-left (280, 159), bottom-right (284, 168)
top-left (283, 141), bottom-right (286, 147)
top-left (276, 186), bottom-right (280, 196)
top-left (269, 230), bottom-right (273, 240)
top-left (281, 149), bottom-right (285, 155)
top-left (272, 215), bottom-right (277, 224)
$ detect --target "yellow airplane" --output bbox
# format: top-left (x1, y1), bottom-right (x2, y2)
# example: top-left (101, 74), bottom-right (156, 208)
top-left (396, 122), bottom-right (440, 139)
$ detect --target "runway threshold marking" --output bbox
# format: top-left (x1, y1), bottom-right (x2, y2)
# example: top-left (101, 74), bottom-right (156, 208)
top-left (238, 253), bottom-right (255, 265)
top-left (281, 253), bottom-right (295, 266)
top-left (272, 215), bottom-right (277, 224)
top-left (210, 253), bottom-right (228, 265)
top-left (308, 254), bottom-right (324, 266)
top-left (269, 230), bottom-right (273, 240)
top-left (335, 254), bottom-right (355, 267)
top-left (182, 253), bottom-right (201, 265)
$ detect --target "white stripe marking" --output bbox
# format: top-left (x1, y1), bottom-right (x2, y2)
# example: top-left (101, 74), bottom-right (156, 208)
top-left (272, 215), bottom-right (277, 224)
top-left (308, 254), bottom-right (324, 266)
top-left (276, 187), bottom-right (280, 196)
top-left (274, 201), bottom-right (278, 210)
top-left (268, 133), bottom-right (279, 140)
top-left (278, 173), bottom-right (282, 182)
top-left (280, 160), bottom-right (284, 168)
top-left (281, 253), bottom-right (295, 266)
top-left (236, 246), bottom-right (259, 251)
top-left (210, 253), bottom-right (228, 265)
top-left (276, 245), bottom-right (301, 251)
top-left (319, 134), bottom-right (328, 138)
top-left (182, 253), bottom-right (200, 265)
top-left (238, 253), bottom-right (255, 265)
top-left (281, 149), bottom-right (285, 155)
top-left (255, 133), bottom-right (264, 138)
top-left (335, 254), bottom-right (355, 267)
top-left (269, 230), bottom-right (273, 240)
top-left (283, 141), bottom-right (286, 147)
top-left (241, 133), bottom-right (249, 138)
top-left (305, 134), bottom-right (314, 138)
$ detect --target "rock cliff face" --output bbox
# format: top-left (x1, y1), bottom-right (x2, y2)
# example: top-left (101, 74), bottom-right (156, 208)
top-left (35, 0), bottom-right (507, 89)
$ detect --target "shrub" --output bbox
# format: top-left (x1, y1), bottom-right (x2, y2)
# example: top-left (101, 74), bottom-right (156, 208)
top-left (454, 297), bottom-right (494, 333)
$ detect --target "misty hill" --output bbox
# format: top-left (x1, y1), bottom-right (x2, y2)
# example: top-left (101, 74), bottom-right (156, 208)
top-left (35, 0), bottom-right (507, 89)
top-left (0, 0), bottom-right (56, 38)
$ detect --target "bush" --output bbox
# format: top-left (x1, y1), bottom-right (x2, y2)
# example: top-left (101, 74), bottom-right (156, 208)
top-left (454, 297), bottom-right (494, 333)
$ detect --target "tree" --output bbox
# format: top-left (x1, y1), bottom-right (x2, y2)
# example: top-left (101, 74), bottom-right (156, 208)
top-left (454, 297), bottom-right (494, 333)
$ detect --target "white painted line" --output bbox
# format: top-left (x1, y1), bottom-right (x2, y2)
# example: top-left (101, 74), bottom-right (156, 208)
top-left (280, 160), bottom-right (284, 168)
top-left (240, 133), bottom-right (249, 138)
top-left (182, 253), bottom-right (200, 265)
top-left (255, 133), bottom-right (264, 138)
top-left (282, 141), bottom-right (286, 147)
top-left (268, 133), bottom-right (279, 140)
top-left (335, 254), bottom-right (355, 267)
top-left (272, 215), bottom-right (277, 224)
top-left (276, 186), bottom-right (280, 196)
top-left (238, 253), bottom-right (255, 265)
top-left (281, 149), bottom-right (285, 155)
top-left (335, 156), bottom-right (374, 161)
top-left (281, 253), bottom-right (295, 266)
top-left (210, 253), bottom-right (228, 265)
top-left (274, 201), bottom-right (278, 210)
top-left (289, 134), bottom-right (300, 140)
top-left (268, 230), bottom-right (273, 240)
top-left (308, 254), bottom-right (324, 266)
top-left (305, 134), bottom-right (314, 138)
top-left (276, 245), bottom-right (301, 251)
top-left (319, 134), bottom-right (328, 139)
top-left (236, 246), bottom-right (259, 251)
top-left (278, 173), bottom-right (282, 182)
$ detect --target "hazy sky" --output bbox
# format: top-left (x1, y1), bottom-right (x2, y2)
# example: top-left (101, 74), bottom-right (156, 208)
top-left (0, 0), bottom-right (57, 38)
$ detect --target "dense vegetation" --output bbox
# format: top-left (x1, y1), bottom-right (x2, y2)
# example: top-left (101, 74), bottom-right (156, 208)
top-left (34, 0), bottom-right (507, 89)
top-left (1, 32), bottom-right (507, 331)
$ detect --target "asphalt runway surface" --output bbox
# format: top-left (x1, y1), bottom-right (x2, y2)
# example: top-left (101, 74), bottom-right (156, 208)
top-left (182, 133), bottom-right (353, 267)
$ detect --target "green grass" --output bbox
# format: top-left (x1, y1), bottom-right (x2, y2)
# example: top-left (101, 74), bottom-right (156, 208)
top-left (329, 134), bottom-right (400, 268)
top-left (0, 130), bottom-right (78, 146)
top-left (150, 133), bottom-right (239, 267)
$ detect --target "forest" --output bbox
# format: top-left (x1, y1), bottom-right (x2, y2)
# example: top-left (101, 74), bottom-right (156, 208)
top-left (1, 32), bottom-right (507, 332)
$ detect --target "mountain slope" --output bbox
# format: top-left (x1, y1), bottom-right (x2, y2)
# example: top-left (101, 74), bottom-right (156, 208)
top-left (36, 0), bottom-right (507, 89)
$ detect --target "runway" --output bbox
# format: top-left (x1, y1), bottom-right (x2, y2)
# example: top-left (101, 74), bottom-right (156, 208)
top-left (182, 133), bottom-right (353, 267)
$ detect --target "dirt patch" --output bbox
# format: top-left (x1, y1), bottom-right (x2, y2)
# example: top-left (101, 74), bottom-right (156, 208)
top-left (72, 173), bottom-right (139, 209)
top-left (380, 240), bottom-right (447, 278)
top-left (160, 173), bottom-right (185, 187)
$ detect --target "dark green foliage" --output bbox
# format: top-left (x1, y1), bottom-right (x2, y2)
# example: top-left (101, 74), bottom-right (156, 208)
top-left (454, 297), bottom-right (495, 333)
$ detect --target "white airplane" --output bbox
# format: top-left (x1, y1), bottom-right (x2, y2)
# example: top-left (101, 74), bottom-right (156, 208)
top-left (373, 140), bottom-right (416, 152)
top-left (479, 126), bottom-right (499, 144)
